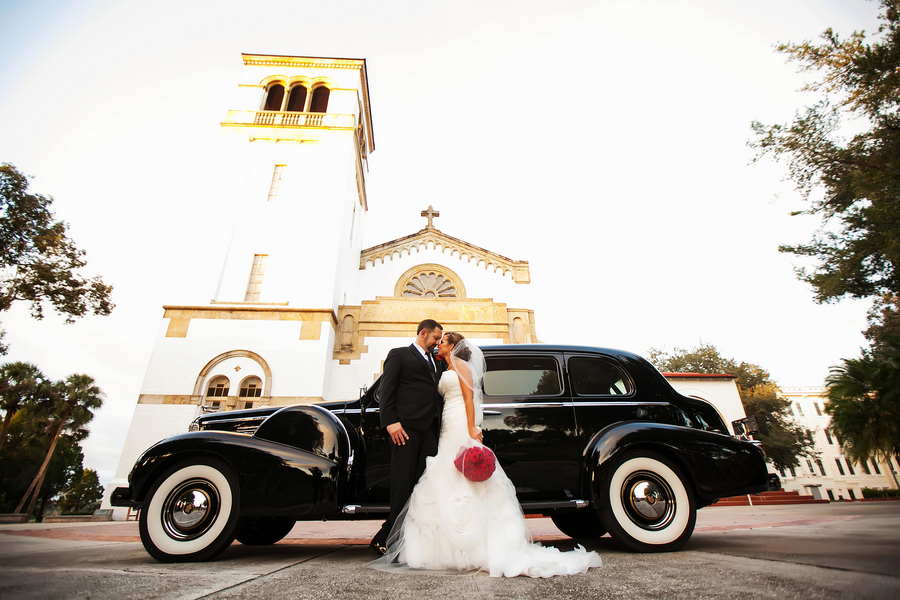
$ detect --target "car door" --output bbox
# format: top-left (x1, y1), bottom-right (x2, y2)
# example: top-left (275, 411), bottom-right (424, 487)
top-left (565, 351), bottom-right (668, 462)
top-left (481, 351), bottom-right (581, 503)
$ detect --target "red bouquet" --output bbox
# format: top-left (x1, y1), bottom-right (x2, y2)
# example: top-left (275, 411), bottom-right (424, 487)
top-left (454, 445), bottom-right (496, 482)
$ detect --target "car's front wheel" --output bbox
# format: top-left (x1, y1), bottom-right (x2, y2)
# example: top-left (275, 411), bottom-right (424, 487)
top-left (139, 458), bottom-right (241, 562)
top-left (235, 516), bottom-right (296, 545)
top-left (598, 450), bottom-right (696, 552)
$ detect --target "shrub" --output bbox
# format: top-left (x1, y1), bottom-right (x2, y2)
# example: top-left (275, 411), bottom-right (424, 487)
top-left (861, 487), bottom-right (900, 499)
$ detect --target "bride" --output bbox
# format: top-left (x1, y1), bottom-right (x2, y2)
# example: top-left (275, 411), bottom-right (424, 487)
top-left (369, 332), bottom-right (602, 578)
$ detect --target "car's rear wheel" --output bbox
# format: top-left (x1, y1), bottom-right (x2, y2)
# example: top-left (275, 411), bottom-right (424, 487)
top-left (599, 450), bottom-right (696, 552)
top-left (139, 458), bottom-right (240, 562)
top-left (235, 516), bottom-right (296, 545)
top-left (550, 511), bottom-right (607, 539)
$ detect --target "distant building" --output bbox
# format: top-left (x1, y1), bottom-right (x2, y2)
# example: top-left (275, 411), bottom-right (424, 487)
top-left (777, 386), bottom-right (899, 499)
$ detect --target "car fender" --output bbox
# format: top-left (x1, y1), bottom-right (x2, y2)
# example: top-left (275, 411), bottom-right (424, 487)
top-left (584, 421), bottom-right (769, 506)
top-left (127, 429), bottom-right (344, 518)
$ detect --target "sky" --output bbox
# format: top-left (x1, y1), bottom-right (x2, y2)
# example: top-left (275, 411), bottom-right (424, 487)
top-left (0, 0), bottom-right (887, 487)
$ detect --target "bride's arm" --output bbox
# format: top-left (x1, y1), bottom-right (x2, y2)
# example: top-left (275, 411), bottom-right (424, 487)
top-left (456, 362), bottom-right (483, 442)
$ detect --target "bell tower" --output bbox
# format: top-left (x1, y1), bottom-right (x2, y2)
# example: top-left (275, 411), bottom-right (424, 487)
top-left (214, 54), bottom-right (375, 308)
top-left (104, 56), bottom-right (376, 519)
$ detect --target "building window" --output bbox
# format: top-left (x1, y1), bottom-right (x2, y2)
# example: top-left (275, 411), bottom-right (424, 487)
top-left (309, 86), bottom-right (330, 113)
top-left (210, 400), bottom-right (221, 409)
top-left (872, 460), bottom-right (881, 474)
top-left (778, 467), bottom-right (786, 478)
top-left (827, 489), bottom-right (835, 501)
top-left (787, 403), bottom-right (794, 416)
top-left (244, 254), bottom-right (268, 302)
top-left (814, 402), bottom-right (822, 416)
top-left (848, 488), bottom-right (856, 500)
top-left (795, 402), bottom-right (804, 416)
top-left (239, 376), bottom-right (262, 398)
top-left (267, 165), bottom-right (286, 202)
top-left (789, 466), bottom-right (796, 477)
top-left (817, 459), bottom-right (827, 477)
top-left (846, 460), bottom-right (855, 475)
top-left (834, 457), bottom-right (846, 476)
top-left (862, 461), bottom-right (871, 475)
top-left (286, 84), bottom-right (308, 112)
top-left (825, 430), bottom-right (834, 444)
top-left (206, 375), bottom-right (230, 398)
top-left (263, 83), bottom-right (285, 111)
top-left (243, 401), bottom-right (254, 409)
top-left (806, 459), bottom-right (816, 475)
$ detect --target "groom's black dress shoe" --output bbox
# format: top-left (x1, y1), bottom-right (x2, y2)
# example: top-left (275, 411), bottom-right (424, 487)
top-left (369, 541), bottom-right (387, 556)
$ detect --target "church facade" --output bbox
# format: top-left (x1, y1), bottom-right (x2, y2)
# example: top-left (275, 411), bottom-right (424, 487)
top-left (103, 54), bottom-right (540, 516)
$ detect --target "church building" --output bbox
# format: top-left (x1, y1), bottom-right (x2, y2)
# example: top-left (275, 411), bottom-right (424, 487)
top-left (103, 54), bottom-right (539, 516)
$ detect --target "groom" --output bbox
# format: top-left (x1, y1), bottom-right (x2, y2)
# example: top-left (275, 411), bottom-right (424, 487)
top-left (370, 318), bottom-right (444, 555)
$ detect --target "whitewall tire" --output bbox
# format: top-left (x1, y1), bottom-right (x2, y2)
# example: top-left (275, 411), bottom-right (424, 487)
top-left (599, 450), bottom-right (696, 552)
top-left (139, 459), bottom-right (241, 562)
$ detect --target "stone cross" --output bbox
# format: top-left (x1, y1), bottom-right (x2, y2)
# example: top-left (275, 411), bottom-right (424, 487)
top-left (421, 205), bottom-right (440, 229)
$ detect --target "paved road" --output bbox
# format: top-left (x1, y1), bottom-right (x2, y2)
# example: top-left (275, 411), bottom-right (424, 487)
top-left (1, 502), bottom-right (898, 599)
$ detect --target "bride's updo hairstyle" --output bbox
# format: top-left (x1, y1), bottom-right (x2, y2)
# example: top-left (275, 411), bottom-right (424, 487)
top-left (444, 332), bottom-right (471, 361)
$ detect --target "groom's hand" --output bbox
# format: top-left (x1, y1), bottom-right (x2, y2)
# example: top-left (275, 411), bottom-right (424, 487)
top-left (386, 422), bottom-right (409, 446)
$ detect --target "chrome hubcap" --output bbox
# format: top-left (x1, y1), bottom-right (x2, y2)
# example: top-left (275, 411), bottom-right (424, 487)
top-left (161, 479), bottom-right (220, 540)
top-left (621, 470), bottom-right (676, 530)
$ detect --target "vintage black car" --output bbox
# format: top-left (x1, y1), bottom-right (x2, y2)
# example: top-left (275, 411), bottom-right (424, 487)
top-left (112, 344), bottom-right (769, 562)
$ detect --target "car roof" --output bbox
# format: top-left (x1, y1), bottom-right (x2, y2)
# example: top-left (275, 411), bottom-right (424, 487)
top-left (478, 344), bottom-right (642, 359)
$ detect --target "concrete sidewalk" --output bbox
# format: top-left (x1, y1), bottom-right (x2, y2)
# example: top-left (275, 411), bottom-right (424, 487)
top-left (1, 503), bottom-right (898, 600)
top-left (0, 503), bottom-right (869, 547)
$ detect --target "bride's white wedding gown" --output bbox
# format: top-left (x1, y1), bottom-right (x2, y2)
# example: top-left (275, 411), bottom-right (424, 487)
top-left (372, 370), bottom-right (602, 578)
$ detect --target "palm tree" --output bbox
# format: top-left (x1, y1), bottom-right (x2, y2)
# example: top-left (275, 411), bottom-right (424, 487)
top-left (0, 362), bottom-right (57, 451)
top-left (15, 374), bottom-right (103, 517)
top-left (826, 337), bottom-right (900, 488)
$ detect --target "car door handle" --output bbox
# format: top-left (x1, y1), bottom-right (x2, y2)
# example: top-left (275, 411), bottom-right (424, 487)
top-left (482, 410), bottom-right (501, 415)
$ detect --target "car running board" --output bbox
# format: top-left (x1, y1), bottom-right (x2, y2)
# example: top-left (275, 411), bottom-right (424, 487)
top-left (342, 499), bottom-right (589, 515)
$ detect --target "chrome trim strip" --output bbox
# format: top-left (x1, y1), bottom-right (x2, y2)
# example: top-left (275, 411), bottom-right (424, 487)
top-left (481, 403), bottom-right (569, 409)
top-left (343, 505), bottom-right (390, 514)
top-left (479, 401), bottom-right (670, 410)
top-left (518, 499), bottom-right (590, 510)
top-left (198, 416), bottom-right (268, 425)
top-left (573, 401), bottom-right (670, 407)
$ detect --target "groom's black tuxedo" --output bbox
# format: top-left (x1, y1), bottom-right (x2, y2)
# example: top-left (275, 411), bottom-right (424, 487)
top-left (379, 344), bottom-right (443, 432)
top-left (372, 343), bottom-right (444, 548)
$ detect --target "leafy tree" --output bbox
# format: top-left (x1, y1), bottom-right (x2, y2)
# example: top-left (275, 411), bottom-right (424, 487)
top-left (864, 294), bottom-right (900, 350)
top-left (648, 342), bottom-right (815, 470)
top-left (0, 163), bottom-right (114, 354)
top-left (15, 374), bottom-right (103, 516)
top-left (749, 0), bottom-right (900, 342)
top-left (0, 361), bottom-right (58, 450)
top-left (826, 336), bottom-right (900, 487)
top-left (58, 468), bottom-right (104, 514)
top-left (0, 405), bottom-right (84, 518)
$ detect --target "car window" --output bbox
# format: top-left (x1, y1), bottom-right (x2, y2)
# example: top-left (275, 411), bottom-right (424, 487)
top-left (568, 356), bottom-right (633, 396)
top-left (484, 356), bottom-right (562, 397)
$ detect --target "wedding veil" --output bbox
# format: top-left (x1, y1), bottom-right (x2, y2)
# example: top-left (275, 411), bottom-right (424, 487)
top-left (447, 338), bottom-right (486, 423)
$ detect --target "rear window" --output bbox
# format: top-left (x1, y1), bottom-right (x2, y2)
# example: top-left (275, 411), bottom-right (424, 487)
top-left (568, 356), bottom-right (632, 396)
top-left (484, 356), bottom-right (562, 396)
